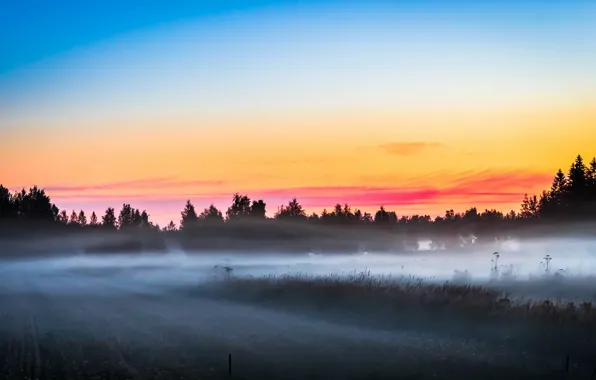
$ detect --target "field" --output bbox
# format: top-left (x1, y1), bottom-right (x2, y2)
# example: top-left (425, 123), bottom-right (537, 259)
top-left (2, 244), bottom-right (596, 379)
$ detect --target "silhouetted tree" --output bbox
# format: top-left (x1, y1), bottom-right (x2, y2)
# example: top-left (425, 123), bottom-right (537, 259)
top-left (533, 169), bottom-right (564, 219)
top-left (226, 193), bottom-right (252, 221)
top-left (180, 200), bottom-right (199, 231)
top-left (0, 185), bottom-right (17, 220)
top-left (320, 208), bottom-right (330, 223)
top-left (250, 200), bottom-right (267, 219)
top-left (567, 155), bottom-right (588, 218)
top-left (140, 210), bottom-right (150, 228)
top-left (118, 204), bottom-right (135, 230)
top-left (132, 209), bottom-right (142, 227)
top-left (353, 209), bottom-right (363, 222)
top-left (163, 220), bottom-right (177, 232)
top-left (551, 169), bottom-right (568, 197)
top-left (588, 157), bottom-right (596, 211)
top-left (374, 206), bottom-right (397, 225)
top-left (89, 211), bottom-right (98, 227)
top-left (78, 210), bottom-right (87, 227)
top-left (102, 207), bottom-right (117, 229)
top-left (275, 198), bottom-right (306, 220)
top-left (198, 204), bottom-right (224, 225)
top-left (58, 210), bottom-right (68, 225)
top-left (12, 186), bottom-right (57, 222)
top-left (520, 194), bottom-right (538, 219)
top-left (588, 158), bottom-right (596, 189)
top-left (69, 210), bottom-right (79, 226)
top-left (307, 212), bottom-right (320, 222)
top-left (332, 203), bottom-right (343, 222)
top-left (361, 211), bottom-right (374, 224)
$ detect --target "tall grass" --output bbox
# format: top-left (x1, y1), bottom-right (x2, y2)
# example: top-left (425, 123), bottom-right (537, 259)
top-left (201, 270), bottom-right (596, 329)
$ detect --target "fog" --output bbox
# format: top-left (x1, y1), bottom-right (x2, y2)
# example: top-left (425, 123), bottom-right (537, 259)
top-left (2, 237), bottom-right (596, 378)
top-left (3, 236), bottom-right (596, 300)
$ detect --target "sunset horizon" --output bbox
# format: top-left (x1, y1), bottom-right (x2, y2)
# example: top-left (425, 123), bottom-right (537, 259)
top-left (2, 0), bottom-right (595, 226)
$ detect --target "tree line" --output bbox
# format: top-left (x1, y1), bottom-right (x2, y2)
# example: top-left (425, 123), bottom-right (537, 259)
top-left (1, 154), bottom-right (596, 250)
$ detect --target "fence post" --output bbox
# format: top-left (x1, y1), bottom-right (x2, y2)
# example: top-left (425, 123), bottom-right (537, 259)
top-left (228, 353), bottom-right (232, 377)
top-left (565, 354), bottom-right (569, 373)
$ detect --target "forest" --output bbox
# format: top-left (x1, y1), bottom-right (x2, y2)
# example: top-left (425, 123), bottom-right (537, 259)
top-left (1, 154), bottom-right (596, 253)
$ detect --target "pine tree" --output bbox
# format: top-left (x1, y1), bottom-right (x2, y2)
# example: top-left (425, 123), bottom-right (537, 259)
top-left (69, 210), bottom-right (79, 225)
top-left (163, 220), bottom-right (177, 231)
top-left (58, 210), bottom-right (68, 225)
top-left (320, 208), bottom-right (329, 223)
top-left (333, 203), bottom-right (343, 217)
top-left (544, 169), bottom-right (568, 218)
top-left (140, 210), bottom-right (150, 228)
top-left (13, 186), bottom-right (57, 222)
top-left (307, 212), bottom-right (320, 222)
top-left (102, 208), bottom-right (117, 229)
top-left (520, 194), bottom-right (538, 219)
top-left (118, 204), bottom-right (134, 229)
top-left (198, 204), bottom-right (224, 224)
top-left (180, 200), bottom-right (199, 230)
top-left (131, 209), bottom-right (141, 227)
top-left (551, 169), bottom-right (568, 195)
top-left (78, 210), bottom-right (87, 227)
top-left (587, 157), bottom-right (596, 195)
top-left (567, 155), bottom-right (588, 219)
top-left (354, 209), bottom-right (363, 222)
top-left (275, 198), bottom-right (306, 220)
top-left (89, 211), bottom-right (98, 226)
top-left (0, 185), bottom-right (17, 220)
top-left (586, 157), bottom-right (596, 217)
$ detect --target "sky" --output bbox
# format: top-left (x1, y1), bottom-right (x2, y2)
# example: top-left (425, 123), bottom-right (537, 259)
top-left (1, 0), bottom-right (596, 226)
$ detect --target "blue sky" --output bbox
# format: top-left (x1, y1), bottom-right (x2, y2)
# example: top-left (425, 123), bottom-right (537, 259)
top-left (2, 0), bottom-right (596, 224)
top-left (2, 0), bottom-right (594, 127)
top-left (2, 0), bottom-right (595, 75)
top-left (2, 0), bottom-right (594, 120)
top-left (0, 0), bottom-right (288, 74)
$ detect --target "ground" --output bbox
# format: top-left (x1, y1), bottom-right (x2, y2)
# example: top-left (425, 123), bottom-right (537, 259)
top-left (1, 251), bottom-right (595, 379)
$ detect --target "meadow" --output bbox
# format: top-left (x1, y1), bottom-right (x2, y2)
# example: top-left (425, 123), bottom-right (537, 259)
top-left (2, 239), bottom-right (596, 379)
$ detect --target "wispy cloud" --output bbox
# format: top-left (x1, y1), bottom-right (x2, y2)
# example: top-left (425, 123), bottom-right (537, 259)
top-left (247, 169), bottom-right (553, 208)
top-left (378, 142), bottom-right (445, 156)
top-left (10, 177), bottom-right (226, 193)
top-left (50, 192), bottom-right (234, 203)
top-left (50, 169), bottom-right (552, 218)
top-left (449, 169), bottom-right (552, 191)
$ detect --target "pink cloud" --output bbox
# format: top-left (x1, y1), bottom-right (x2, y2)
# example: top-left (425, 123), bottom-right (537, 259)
top-left (449, 169), bottom-right (552, 191)
top-left (41, 169), bottom-right (553, 225)
top-left (247, 169), bottom-right (553, 208)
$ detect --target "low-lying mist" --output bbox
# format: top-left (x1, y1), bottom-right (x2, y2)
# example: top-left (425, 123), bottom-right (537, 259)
top-left (2, 236), bottom-right (596, 301)
top-left (2, 236), bottom-right (596, 378)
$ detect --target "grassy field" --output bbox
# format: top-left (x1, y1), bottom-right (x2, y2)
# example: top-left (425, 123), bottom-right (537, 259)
top-left (191, 271), bottom-right (596, 367)
top-left (3, 262), bottom-right (596, 379)
top-left (195, 271), bottom-right (596, 326)
top-left (3, 289), bottom-right (572, 380)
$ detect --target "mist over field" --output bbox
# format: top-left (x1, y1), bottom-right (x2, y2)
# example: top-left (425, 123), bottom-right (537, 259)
top-left (2, 237), bottom-right (596, 378)
top-left (3, 236), bottom-right (596, 298)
